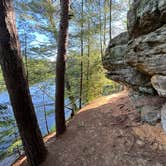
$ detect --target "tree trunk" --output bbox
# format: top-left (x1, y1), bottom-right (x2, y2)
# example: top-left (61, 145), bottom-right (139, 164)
top-left (55, 0), bottom-right (70, 136)
top-left (86, 20), bottom-right (90, 102)
top-left (0, 1), bottom-right (47, 165)
top-left (103, 0), bottom-right (107, 48)
top-left (65, 75), bottom-right (78, 117)
top-left (79, 0), bottom-right (84, 109)
top-left (109, 0), bottom-right (112, 40)
top-left (43, 92), bottom-right (49, 135)
top-left (99, 0), bottom-right (103, 58)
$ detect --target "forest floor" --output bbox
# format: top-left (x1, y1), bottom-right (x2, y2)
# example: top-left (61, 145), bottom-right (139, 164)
top-left (14, 90), bottom-right (166, 166)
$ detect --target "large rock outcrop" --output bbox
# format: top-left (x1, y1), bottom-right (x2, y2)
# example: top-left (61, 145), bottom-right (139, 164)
top-left (126, 25), bottom-right (166, 76)
top-left (103, 0), bottom-right (166, 128)
top-left (104, 32), bottom-right (155, 94)
top-left (128, 0), bottom-right (166, 38)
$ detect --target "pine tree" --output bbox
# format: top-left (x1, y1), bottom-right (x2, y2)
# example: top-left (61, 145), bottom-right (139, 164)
top-left (55, 0), bottom-right (70, 136)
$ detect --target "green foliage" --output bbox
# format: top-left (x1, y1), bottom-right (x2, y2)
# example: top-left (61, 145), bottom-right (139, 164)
top-left (83, 52), bottom-right (110, 102)
top-left (0, 105), bottom-right (21, 160)
top-left (66, 49), bottom-right (115, 106)
top-left (26, 58), bottom-right (54, 85)
top-left (0, 58), bottom-right (54, 92)
top-left (0, 72), bottom-right (6, 92)
top-left (7, 140), bottom-right (22, 154)
top-left (50, 126), bottom-right (55, 133)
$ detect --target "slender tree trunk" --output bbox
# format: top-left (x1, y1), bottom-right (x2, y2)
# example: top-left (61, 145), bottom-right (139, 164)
top-left (86, 20), bottom-right (90, 102)
top-left (43, 92), bottom-right (49, 135)
top-left (55, 0), bottom-right (70, 136)
top-left (0, 1), bottom-right (47, 165)
top-left (65, 75), bottom-right (78, 117)
top-left (103, 0), bottom-right (107, 48)
top-left (99, 0), bottom-right (103, 57)
top-left (79, 0), bottom-right (84, 109)
top-left (109, 0), bottom-right (112, 40)
top-left (47, 0), bottom-right (76, 117)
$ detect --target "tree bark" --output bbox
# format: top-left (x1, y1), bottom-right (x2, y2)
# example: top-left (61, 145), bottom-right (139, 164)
top-left (109, 0), bottom-right (112, 40)
top-left (103, 0), bottom-right (107, 48)
top-left (0, 1), bottom-right (47, 165)
top-left (79, 0), bottom-right (84, 109)
top-left (86, 20), bottom-right (90, 102)
top-left (99, 0), bottom-right (103, 58)
top-left (55, 0), bottom-right (70, 136)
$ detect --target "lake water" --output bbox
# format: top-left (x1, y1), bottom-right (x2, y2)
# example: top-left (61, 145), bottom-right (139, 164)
top-left (0, 81), bottom-right (73, 166)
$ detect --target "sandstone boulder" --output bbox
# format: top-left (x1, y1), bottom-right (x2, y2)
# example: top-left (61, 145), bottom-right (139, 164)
top-left (151, 75), bottom-right (166, 97)
top-left (141, 105), bottom-right (161, 125)
top-left (129, 92), bottom-right (165, 125)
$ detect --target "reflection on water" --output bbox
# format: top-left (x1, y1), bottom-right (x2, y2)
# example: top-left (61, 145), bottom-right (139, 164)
top-left (0, 80), bottom-right (72, 166)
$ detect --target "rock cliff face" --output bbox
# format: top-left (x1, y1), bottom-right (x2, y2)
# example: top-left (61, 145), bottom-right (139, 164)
top-left (103, 0), bottom-right (166, 128)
